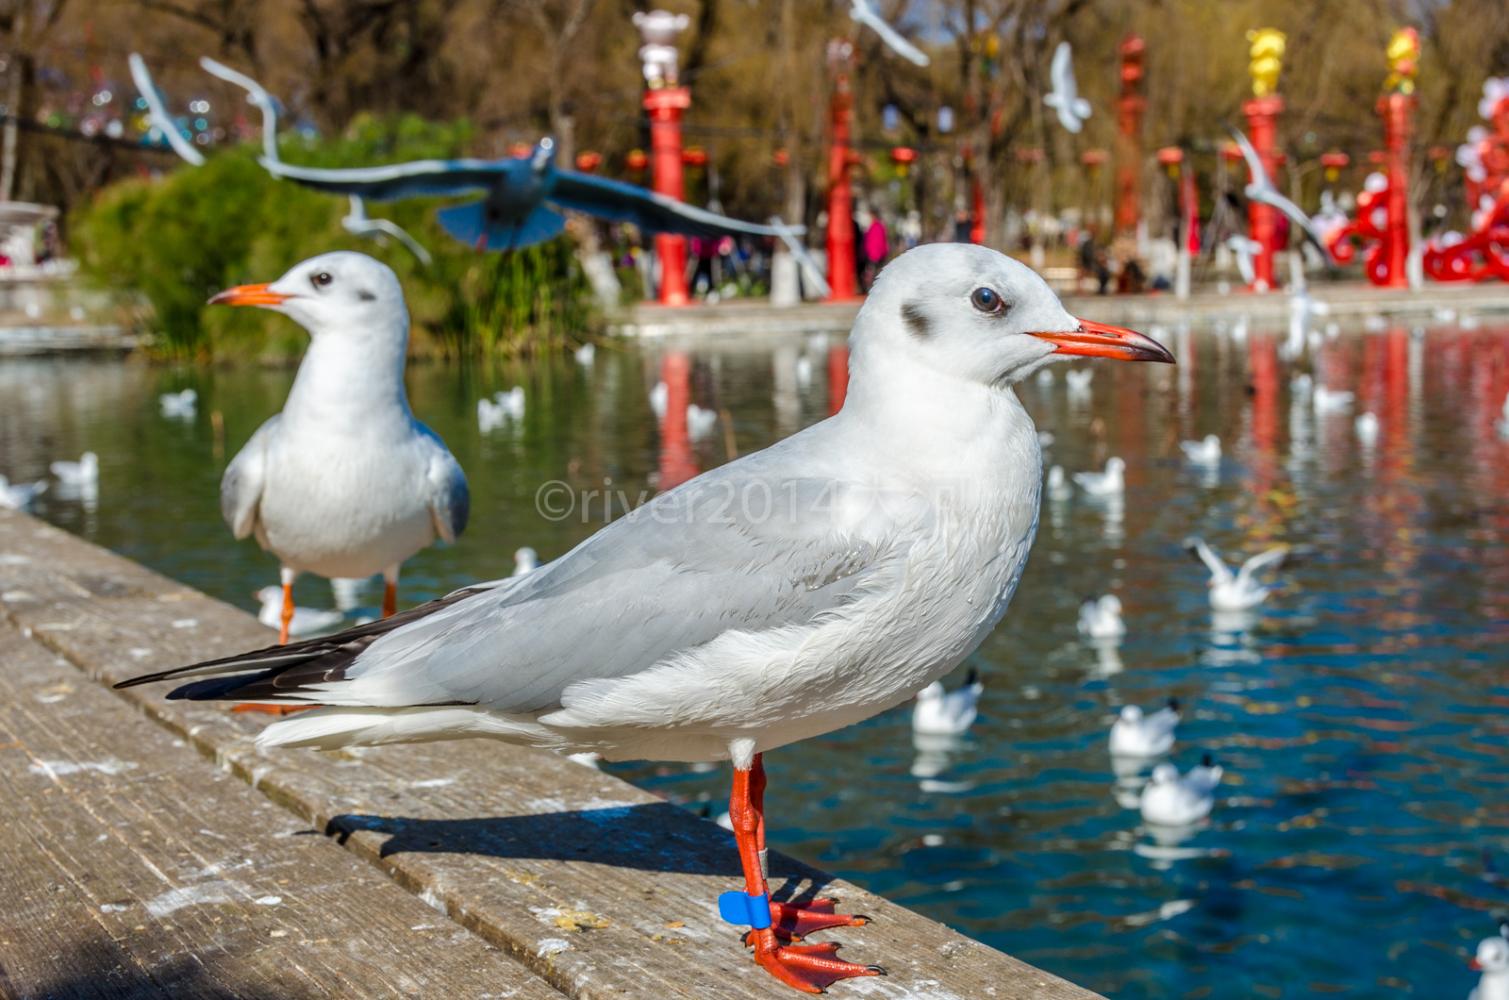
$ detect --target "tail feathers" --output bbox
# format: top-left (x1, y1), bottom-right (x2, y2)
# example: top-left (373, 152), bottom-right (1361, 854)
top-left (436, 200), bottom-right (564, 250)
top-left (257, 706), bottom-right (549, 751)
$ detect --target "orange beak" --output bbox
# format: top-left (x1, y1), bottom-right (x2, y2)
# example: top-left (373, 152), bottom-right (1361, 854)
top-left (1470, 959), bottom-right (1482, 971)
top-left (1030, 318), bottom-right (1175, 364)
top-left (208, 283), bottom-right (288, 307)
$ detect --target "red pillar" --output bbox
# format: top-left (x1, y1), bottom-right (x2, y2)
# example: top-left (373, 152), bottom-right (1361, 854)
top-left (1379, 92), bottom-right (1413, 288)
top-left (645, 87), bottom-right (692, 306)
top-left (1242, 95), bottom-right (1284, 291)
top-left (1114, 35), bottom-right (1146, 237)
top-left (826, 69), bottom-right (859, 301)
top-left (657, 352), bottom-right (698, 490)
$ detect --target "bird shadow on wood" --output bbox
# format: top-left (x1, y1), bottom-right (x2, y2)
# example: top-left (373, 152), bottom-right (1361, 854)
top-left (326, 802), bottom-right (838, 905)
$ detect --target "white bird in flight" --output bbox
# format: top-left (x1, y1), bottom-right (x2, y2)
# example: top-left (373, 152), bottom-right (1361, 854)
top-left (847, 0), bottom-right (930, 67)
top-left (50, 451), bottom-right (99, 488)
top-left (255, 586), bottom-right (345, 637)
top-left (1079, 594), bottom-right (1126, 640)
top-left (209, 251), bottom-right (468, 648)
top-left (0, 474), bottom-right (47, 510)
top-left (912, 667), bottom-right (983, 736)
top-left (1180, 435), bottom-right (1221, 465)
top-left (1471, 921), bottom-right (1509, 1000)
top-left (1226, 125), bottom-right (1328, 259)
top-left (1139, 755), bottom-right (1221, 827)
top-left (120, 242), bottom-right (1172, 993)
top-left (127, 53), bottom-right (205, 166)
top-left (159, 389), bottom-right (197, 419)
top-left (1184, 536), bottom-right (1290, 612)
top-left (1074, 456), bottom-right (1125, 497)
top-left (1110, 700), bottom-right (1180, 758)
top-left (1044, 42), bottom-right (1092, 134)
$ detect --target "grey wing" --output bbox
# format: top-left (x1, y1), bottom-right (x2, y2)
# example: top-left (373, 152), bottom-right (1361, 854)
top-left (849, 0), bottom-right (930, 67)
top-left (417, 425), bottom-right (468, 544)
top-left (550, 172), bottom-right (796, 239)
top-left (221, 416), bottom-right (278, 539)
top-left (260, 157), bottom-right (506, 201)
top-left (128, 54), bottom-right (205, 167)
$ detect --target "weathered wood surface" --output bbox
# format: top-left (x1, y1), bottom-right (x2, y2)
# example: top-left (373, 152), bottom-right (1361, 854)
top-left (0, 509), bottom-right (1101, 1000)
top-left (0, 623), bottom-right (561, 999)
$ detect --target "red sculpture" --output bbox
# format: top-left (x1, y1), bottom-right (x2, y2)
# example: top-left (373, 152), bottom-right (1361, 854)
top-left (1325, 172), bottom-right (1400, 285)
top-left (1423, 77), bottom-right (1509, 282)
top-left (1114, 35), bottom-right (1146, 237)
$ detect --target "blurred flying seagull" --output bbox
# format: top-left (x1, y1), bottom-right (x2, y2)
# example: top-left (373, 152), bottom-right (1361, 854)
top-left (1184, 537), bottom-right (1289, 611)
top-left (1044, 42), bottom-right (1092, 134)
top-left (255, 137), bottom-right (797, 252)
top-left (128, 53), bottom-right (205, 166)
top-left (1226, 124), bottom-right (1328, 258)
top-left (194, 57), bottom-right (432, 264)
top-left (848, 0), bottom-right (930, 67)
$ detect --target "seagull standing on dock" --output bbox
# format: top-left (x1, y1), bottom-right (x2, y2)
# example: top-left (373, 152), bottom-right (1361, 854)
top-left (210, 251), bottom-right (468, 645)
top-left (1184, 537), bottom-right (1289, 611)
top-left (119, 244), bottom-right (1172, 994)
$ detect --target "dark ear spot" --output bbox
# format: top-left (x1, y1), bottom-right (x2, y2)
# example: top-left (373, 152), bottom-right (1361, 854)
top-left (357, 288), bottom-right (377, 302)
top-left (901, 301), bottom-right (931, 339)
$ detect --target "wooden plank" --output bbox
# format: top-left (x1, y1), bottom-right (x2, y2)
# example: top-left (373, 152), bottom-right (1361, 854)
top-left (0, 507), bottom-right (1101, 999)
top-left (0, 622), bottom-right (563, 1000)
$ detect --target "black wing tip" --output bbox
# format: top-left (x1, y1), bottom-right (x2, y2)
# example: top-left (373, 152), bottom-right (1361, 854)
top-left (964, 666), bottom-right (980, 686)
top-left (1168, 696), bottom-right (1181, 713)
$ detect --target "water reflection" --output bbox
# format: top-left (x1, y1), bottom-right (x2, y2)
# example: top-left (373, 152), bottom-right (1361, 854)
top-left (3, 320), bottom-right (1509, 999)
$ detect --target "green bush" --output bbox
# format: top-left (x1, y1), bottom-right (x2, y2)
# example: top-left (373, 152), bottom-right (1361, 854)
top-left (70, 116), bottom-right (600, 359)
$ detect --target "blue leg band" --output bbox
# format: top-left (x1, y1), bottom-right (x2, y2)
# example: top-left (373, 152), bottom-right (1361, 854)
top-left (718, 890), bottom-right (773, 929)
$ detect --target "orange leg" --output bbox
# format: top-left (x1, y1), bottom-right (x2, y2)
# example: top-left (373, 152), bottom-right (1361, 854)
top-left (726, 755), bottom-right (880, 993)
top-left (234, 579), bottom-right (307, 716)
top-left (382, 579), bottom-right (397, 618)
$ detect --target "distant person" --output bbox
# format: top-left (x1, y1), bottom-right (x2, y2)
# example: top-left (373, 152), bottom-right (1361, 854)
top-left (860, 210), bottom-right (888, 290)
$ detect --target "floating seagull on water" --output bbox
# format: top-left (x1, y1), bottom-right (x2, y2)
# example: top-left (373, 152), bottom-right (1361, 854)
top-left (1044, 42), bottom-right (1092, 134)
top-left (794, 355), bottom-right (813, 388)
top-left (208, 251), bottom-right (468, 647)
top-left (50, 451), bottom-right (99, 488)
top-left (574, 342), bottom-right (596, 366)
top-left (1079, 594), bottom-right (1126, 641)
top-left (1035, 368), bottom-right (1054, 388)
top-left (512, 546), bottom-right (539, 577)
top-left (1109, 699), bottom-right (1180, 758)
top-left (649, 381), bottom-right (669, 420)
top-left (1180, 435), bottom-right (1221, 465)
top-left (1139, 755), bottom-right (1222, 827)
top-left (1313, 385), bottom-right (1355, 413)
top-left (1074, 457), bottom-right (1125, 497)
top-left (1226, 125), bottom-right (1328, 260)
top-left (118, 243), bottom-right (1173, 993)
top-left (847, 0), bottom-right (930, 66)
top-left (1470, 921), bottom-right (1509, 1000)
top-left (913, 667), bottom-right (983, 737)
top-left (1065, 368), bottom-right (1094, 394)
top-left (255, 586), bottom-right (345, 637)
top-left (1184, 536), bottom-right (1289, 612)
top-left (127, 53), bottom-right (205, 166)
top-left (1355, 412), bottom-right (1381, 446)
top-left (479, 387), bottom-right (526, 431)
top-left (0, 474), bottom-right (47, 510)
top-left (159, 389), bottom-right (197, 419)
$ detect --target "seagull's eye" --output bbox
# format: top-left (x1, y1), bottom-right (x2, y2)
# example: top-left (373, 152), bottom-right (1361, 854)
top-left (970, 286), bottom-right (1005, 315)
top-left (310, 271), bottom-right (334, 290)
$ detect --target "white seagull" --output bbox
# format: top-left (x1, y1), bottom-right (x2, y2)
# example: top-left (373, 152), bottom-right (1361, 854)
top-left (208, 251), bottom-right (468, 646)
top-left (1065, 368), bottom-right (1093, 395)
top-left (1313, 385), bottom-right (1355, 413)
top-left (1109, 699), bottom-right (1179, 758)
top-left (912, 667), bottom-right (983, 737)
top-left (1354, 411), bottom-right (1380, 447)
top-left (574, 342), bottom-right (596, 366)
top-left (1470, 922), bottom-right (1509, 1000)
top-left (127, 53), bottom-right (206, 166)
top-left (0, 474), bottom-right (47, 510)
top-left (1226, 125), bottom-right (1329, 258)
top-left (255, 586), bottom-right (345, 638)
top-left (847, 0), bottom-right (930, 67)
top-left (687, 404), bottom-right (719, 442)
top-left (50, 451), bottom-right (99, 488)
top-left (1184, 536), bottom-right (1289, 612)
top-left (159, 388), bottom-right (197, 419)
top-left (1074, 457), bottom-right (1125, 497)
top-left (119, 243), bottom-right (1172, 994)
top-left (1180, 435), bottom-right (1221, 465)
top-left (1045, 465), bottom-right (1074, 502)
top-left (512, 546), bottom-right (539, 577)
top-left (1139, 755), bottom-right (1222, 827)
top-left (1044, 42), bottom-right (1092, 134)
top-left (1079, 594), bottom-right (1126, 640)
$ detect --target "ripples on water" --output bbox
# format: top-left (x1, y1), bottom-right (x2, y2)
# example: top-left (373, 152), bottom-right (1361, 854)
top-left (2, 322), bottom-right (1507, 998)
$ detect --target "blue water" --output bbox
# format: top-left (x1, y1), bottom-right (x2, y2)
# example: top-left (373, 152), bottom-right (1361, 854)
top-left (2, 321), bottom-right (1508, 998)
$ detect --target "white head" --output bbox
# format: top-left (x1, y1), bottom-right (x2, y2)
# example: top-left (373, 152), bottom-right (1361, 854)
top-left (513, 546), bottom-right (539, 572)
top-left (80, 451), bottom-right (99, 469)
top-left (254, 585), bottom-right (283, 609)
top-left (847, 244), bottom-right (1171, 390)
top-left (1150, 762), bottom-right (1179, 786)
top-left (1106, 457), bottom-right (1126, 475)
top-left (1100, 594), bottom-right (1123, 617)
top-left (1119, 705), bottom-right (1143, 724)
top-left (916, 681), bottom-right (944, 703)
top-left (1475, 935), bottom-right (1509, 974)
top-left (209, 251), bottom-right (407, 341)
